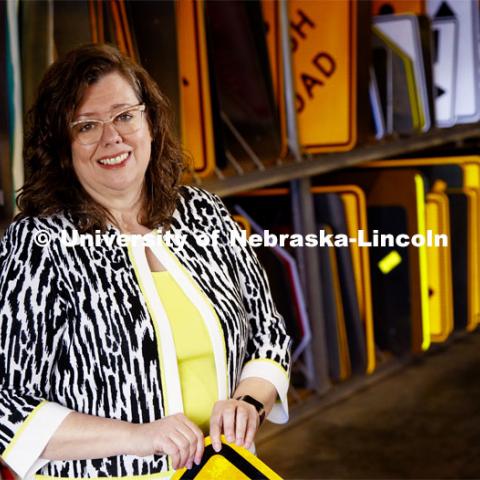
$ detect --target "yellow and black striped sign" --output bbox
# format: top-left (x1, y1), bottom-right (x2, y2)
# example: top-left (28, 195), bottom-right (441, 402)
top-left (172, 435), bottom-right (283, 479)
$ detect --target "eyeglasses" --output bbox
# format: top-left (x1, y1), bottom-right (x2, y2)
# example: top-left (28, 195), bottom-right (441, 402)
top-left (70, 104), bottom-right (146, 145)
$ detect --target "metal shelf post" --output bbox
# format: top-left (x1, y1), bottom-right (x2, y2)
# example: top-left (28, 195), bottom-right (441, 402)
top-left (280, 0), bottom-right (330, 394)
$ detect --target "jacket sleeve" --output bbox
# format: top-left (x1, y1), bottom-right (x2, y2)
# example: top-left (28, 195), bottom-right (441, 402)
top-left (0, 219), bottom-right (72, 478)
top-left (209, 192), bottom-right (292, 424)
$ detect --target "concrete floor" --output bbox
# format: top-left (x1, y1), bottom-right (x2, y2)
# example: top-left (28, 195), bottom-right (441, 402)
top-left (257, 331), bottom-right (480, 479)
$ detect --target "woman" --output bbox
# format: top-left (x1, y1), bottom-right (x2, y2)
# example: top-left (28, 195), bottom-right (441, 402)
top-left (0, 44), bottom-right (291, 479)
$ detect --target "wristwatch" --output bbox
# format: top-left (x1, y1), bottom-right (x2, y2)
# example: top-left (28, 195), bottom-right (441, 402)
top-left (235, 394), bottom-right (266, 424)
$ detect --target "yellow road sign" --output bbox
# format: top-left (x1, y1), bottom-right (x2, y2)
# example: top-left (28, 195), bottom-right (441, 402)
top-left (290, 0), bottom-right (357, 152)
top-left (425, 192), bottom-right (454, 342)
top-left (372, 1), bottom-right (425, 15)
top-left (177, 0), bottom-right (215, 178)
top-left (367, 157), bottom-right (480, 332)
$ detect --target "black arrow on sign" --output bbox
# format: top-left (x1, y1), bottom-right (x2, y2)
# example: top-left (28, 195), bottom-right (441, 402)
top-left (435, 85), bottom-right (446, 98)
top-left (434, 1), bottom-right (455, 19)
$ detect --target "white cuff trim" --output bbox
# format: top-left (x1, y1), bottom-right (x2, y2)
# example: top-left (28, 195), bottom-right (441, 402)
top-left (239, 360), bottom-right (289, 424)
top-left (3, 402), bottom-right (72, 479)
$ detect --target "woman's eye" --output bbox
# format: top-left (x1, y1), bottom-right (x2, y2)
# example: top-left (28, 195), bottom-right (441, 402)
top-left (116, 112), bottom-right (134, 122)
top-left (78, 122), bottom-right (97, 133)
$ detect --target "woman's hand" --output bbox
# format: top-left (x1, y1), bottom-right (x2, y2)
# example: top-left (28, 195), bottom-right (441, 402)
top-left (209, 399), bottom-right (260, 452)
top-left (134, 413), bottom-right (204, 470)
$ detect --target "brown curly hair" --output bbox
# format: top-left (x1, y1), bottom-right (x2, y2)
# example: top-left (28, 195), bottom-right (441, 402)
top-left (16, 43), bottom-right (186, 232)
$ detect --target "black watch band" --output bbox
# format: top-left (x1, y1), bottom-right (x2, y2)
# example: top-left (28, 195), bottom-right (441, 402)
top-left (235, 394), bottom-right (266, 424)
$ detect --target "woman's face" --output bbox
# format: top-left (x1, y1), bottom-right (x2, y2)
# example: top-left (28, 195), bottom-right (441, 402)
top-left (71, 71), bottom-right (152, 200)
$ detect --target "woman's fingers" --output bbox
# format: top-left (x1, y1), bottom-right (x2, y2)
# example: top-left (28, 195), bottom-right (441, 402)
top-left (159, 437), bottom-right (181, 470)
top-left (182, 416), bottom-right (205, 465)
top-left (195, 428), bottom-right (204, 464)
top-left (235, 402), bottom-right (259, 448)
top-left (234, 405), bottom-right (249, 446)
top-left (210, 399), bottom-right (261, 452)
top-left (171, 430), bottom-right (191, 469)
top-left (244, 407), bottom-right (258, 450)
top-left (151, 413), bottom-right (205, 470)
top-left (222, 404), bottom-right (236, 443)
top-left (209, 404), bottom-right (224, 452)
top-left (174, 414), bottom-right (206, 469)
top-left (175, 422), bottom-right (201, 469)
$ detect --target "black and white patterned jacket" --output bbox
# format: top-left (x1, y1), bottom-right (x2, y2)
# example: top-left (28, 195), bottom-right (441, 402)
top-left (0, 186), bottom-right (291, 479)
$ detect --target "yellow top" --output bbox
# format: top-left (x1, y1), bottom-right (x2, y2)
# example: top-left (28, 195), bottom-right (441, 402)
top-left (152, 271), bottom-right (218, 433)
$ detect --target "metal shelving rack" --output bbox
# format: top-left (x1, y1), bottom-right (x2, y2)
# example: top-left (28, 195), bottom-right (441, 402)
top-left (191, 0), bottom-right (480, 399)
top-left (199, 123), bottom-right (480, 196)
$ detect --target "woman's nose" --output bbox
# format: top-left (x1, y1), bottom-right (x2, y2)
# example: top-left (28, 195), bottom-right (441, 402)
top-left (101, 121), bottom-right (122, 145)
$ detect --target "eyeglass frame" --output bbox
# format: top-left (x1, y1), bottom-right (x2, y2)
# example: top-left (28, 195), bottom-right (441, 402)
top-left (69, 103), bottom-right (146, 145)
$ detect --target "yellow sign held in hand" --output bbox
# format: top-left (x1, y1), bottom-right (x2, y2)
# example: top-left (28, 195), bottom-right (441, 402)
top-left (172, 435), bottom-right (283, 479)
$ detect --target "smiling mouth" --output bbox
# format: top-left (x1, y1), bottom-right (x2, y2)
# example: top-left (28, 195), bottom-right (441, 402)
top-left (97, 152), bottom-right (130, 166)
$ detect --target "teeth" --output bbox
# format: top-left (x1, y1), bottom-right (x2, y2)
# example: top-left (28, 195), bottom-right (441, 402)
top-left (98, 152), bottom-right (129, 165)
